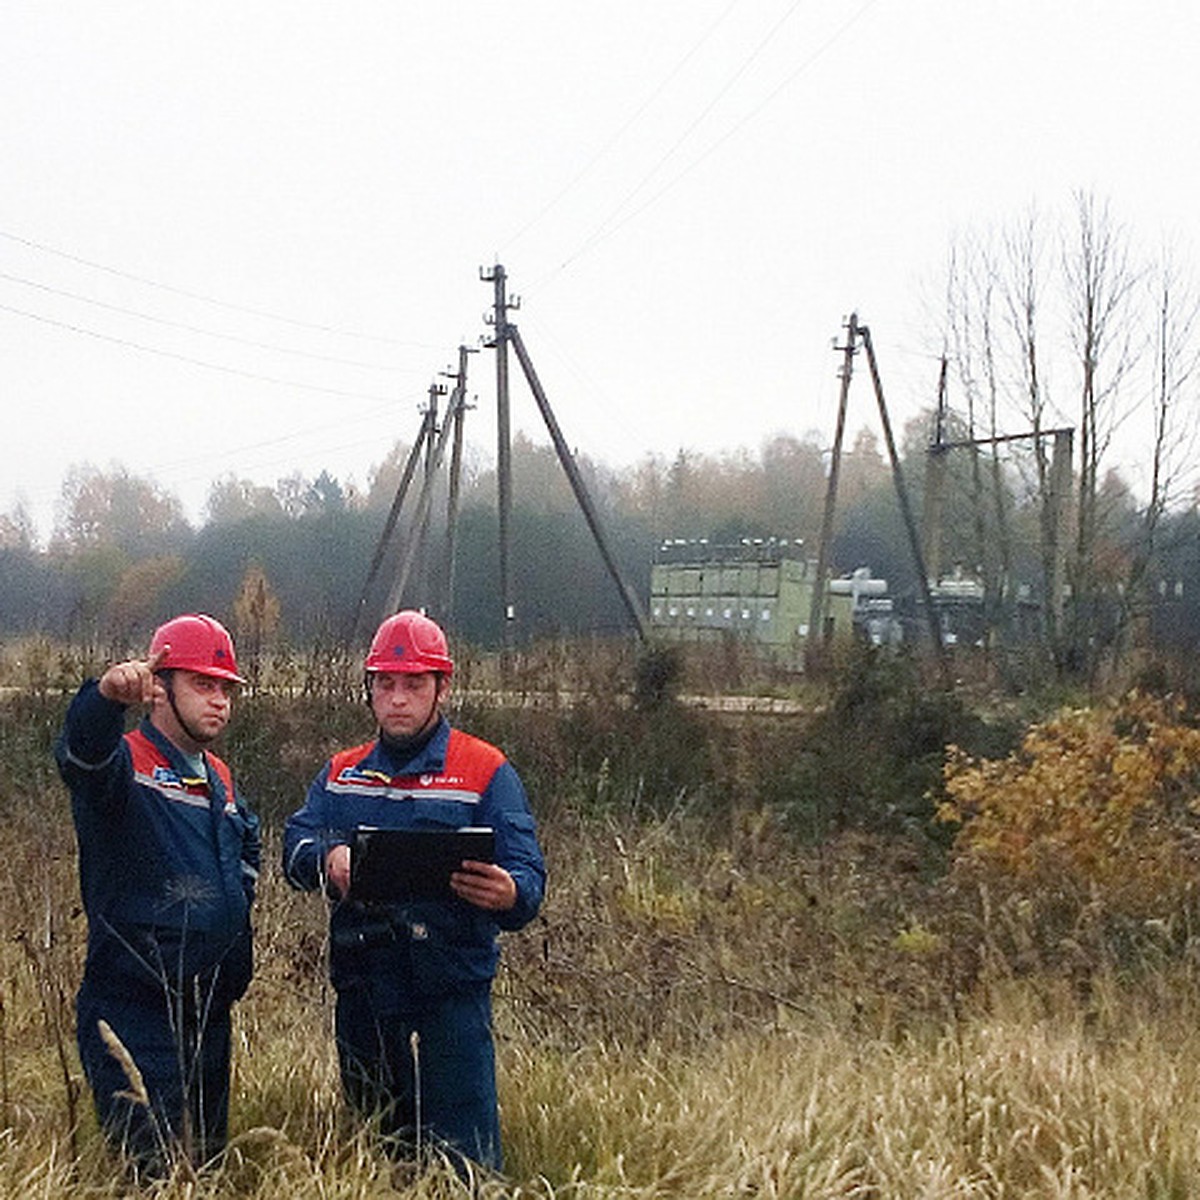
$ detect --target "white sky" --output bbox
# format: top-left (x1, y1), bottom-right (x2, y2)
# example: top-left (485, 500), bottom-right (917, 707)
top-left (2, 1), bottom-right (1197, 543)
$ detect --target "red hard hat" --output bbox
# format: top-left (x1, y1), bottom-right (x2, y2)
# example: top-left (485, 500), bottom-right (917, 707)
top-left (365, 610), bottom-right (454, 676)
top-left (149, 614), bottom-right (246, 683)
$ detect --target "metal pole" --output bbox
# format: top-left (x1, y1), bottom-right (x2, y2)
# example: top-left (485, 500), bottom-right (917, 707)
top-left (349, 406), bottom-right (435, 640)
top-left (508, 324), bottom-right (651, 641)
top-left (859, 325), bottom-right (947, 674)
top-left (807, 313), bottom-right (857, 670)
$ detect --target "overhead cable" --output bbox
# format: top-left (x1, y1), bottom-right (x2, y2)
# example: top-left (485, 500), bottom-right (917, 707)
top-left (0, 269), bottom-right (413, 371)
top-left (0, 300), bottom-right (399, 403)
top-left (0, 227), bottom-right (410, 344)
top-left (539, 0), bottom-right (881, 285)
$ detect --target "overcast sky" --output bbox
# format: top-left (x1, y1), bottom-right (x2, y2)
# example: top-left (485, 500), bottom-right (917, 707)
top-left (2, 1), bottom-right (1197, 542)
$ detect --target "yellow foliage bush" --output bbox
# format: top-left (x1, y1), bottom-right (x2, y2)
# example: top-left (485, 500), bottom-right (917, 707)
top-left (938, 692), bottom-right (1200, 964)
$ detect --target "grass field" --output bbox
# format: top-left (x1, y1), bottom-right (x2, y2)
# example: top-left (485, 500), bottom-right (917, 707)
top-left (5, 659), bottom-right (1200, 1198)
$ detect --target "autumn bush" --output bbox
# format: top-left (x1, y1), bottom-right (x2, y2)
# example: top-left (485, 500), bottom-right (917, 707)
top-left (938, 690), bottom-right (1200, 977)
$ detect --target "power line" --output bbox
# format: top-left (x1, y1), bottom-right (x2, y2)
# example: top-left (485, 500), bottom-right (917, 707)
top-left (538, 0), bottom-right (881, 285)
top-left (0, 300), bottom-right (400, 402)
top-left (563, 0), bottom-right (809, 262)
top-left (149, 397), bottom-right (414, 477)
top-left (498, 0), bottom-right (743, 256)
top-left (0, 227), bottom-right (413, 345)
top-left (163, 425), bottom-right (419, 498)
top-left (0, 269), bottom-right (415, 371)
top-left (518, 310), bottom-right (662, 461)
top-left (9, 396), bottom-right (420, 512)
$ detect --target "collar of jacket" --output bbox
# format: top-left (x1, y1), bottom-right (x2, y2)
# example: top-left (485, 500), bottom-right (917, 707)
top-left (136, 715), bottom-right (222, 795)
top-left (375, 715), bottom-right (451, 777)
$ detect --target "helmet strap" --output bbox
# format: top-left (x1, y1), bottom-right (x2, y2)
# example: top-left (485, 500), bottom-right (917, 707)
top-left (159, 671), bottom-right (215, 748)
top-left (372, 673), bottom-right (444, 757)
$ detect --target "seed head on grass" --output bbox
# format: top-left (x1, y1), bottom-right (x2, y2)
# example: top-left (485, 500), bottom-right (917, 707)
top-left (96, 1019), bottom-right (148, 1108)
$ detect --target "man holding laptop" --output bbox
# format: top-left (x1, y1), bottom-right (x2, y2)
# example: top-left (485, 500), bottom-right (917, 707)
top-left (282, 610), bottom-right (545, 1173)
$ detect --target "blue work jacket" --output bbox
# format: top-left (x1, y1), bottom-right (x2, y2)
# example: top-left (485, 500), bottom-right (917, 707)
top-left (55, 681), bottom-right (259, 1002)
top-left (283, 717), bottom-right (545, 1005)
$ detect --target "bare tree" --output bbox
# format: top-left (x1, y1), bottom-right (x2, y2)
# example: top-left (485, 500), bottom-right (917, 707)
top-left (936, 194), bottom-right (1200, 682)
top-left (1106, 249), bottom-right (1200, 663)
top-left (1060, 192), bottom-right (1142, 675)
top-left (943, 231), bottom-right (1015, 650)
top-left (939, 220), bottom-right (1052, 660)
top-left (0, 502), bottom-right (35, 550)
top-left (996, 208), bottom-right (1075, 667)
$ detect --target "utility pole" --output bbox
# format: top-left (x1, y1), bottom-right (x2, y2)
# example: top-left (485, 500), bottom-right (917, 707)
top-left (383, 380), bottom-right (463, 617)
top-left (414, 380), bottom-right (445, 603)
top-left (1045, 428), bottom-right (1073, 638)
top-left (349, 403), bottom-right (436, 641)
top-left (922, 355), bottom-right (950, 584)
top-left (481, 264), bottom-right (518, 651)
top-left (858, 324), bottom-right (947, 675)
top-left (507, 324), bottom-right (651, 641)
top-left (807, 313), bottom-right (858, 671)
top-left (478, 264), bottom-right (650, 643)
top-left (368, 265), bottom-right (652, 649)
top-left (442, 344), bottom-right (476, 619)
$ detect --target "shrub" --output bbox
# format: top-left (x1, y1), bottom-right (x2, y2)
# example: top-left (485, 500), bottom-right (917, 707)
top-left (938, 690), bottom-right (1200, 975)
top-left (761, 645), bottom-right (1013, 845)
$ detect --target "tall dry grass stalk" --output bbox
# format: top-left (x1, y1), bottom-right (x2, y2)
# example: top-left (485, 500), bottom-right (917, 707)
top-left (0, 824), bottom-right (1177, 1199)
top-left (95, 1020), bottom-right (148, 1108)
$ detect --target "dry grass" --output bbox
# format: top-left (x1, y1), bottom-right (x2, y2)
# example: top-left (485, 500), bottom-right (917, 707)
top-left (500, 999), bottom-right (1200, 1197)
top-left (7, 668), bottom-right (1200, 1198)
top-left (6, 812), bottom-right (1200, 1199)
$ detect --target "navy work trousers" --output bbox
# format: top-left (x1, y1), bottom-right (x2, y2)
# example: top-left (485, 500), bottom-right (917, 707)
top-left (76, 976), bottom-right (233, 1174)
top-left (335, 982), bottom-right (502, 1171)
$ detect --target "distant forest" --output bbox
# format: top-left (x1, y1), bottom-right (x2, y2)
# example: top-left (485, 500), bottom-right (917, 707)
top-left (3, 419), bottom-right (1200, 673)
top-left (5, 197), bottom-right (1200, 687)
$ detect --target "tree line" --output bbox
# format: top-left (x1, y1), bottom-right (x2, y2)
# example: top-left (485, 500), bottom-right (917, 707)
top-left (3, 194), bottom-right (1199, 685)
top-left (0, 429), bottom-right (894, 647)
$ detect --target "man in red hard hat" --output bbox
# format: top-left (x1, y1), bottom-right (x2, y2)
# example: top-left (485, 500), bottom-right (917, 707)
top-left (55, 614), bottom-right (260, 1176)
top-left (283, 610), bottom-right (545, 1175)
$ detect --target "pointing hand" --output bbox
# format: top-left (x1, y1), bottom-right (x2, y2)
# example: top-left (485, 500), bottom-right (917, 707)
top-left (98, 645), bottom-right (169, 706)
